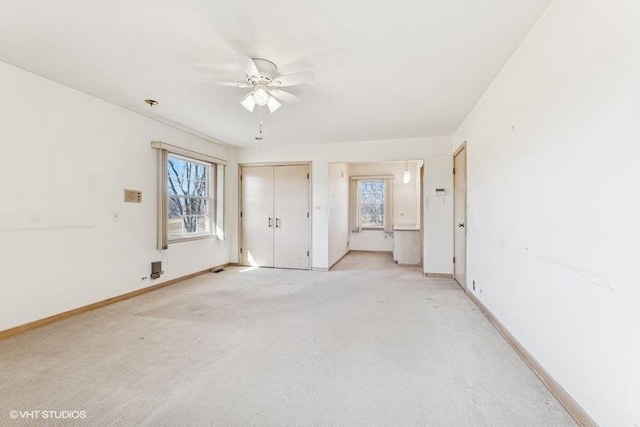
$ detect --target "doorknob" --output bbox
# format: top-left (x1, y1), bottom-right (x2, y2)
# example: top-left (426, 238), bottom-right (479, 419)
top-left (268, 217), bottom-right (272, 228)
top-left (458, 223), bottom-right (465, 228)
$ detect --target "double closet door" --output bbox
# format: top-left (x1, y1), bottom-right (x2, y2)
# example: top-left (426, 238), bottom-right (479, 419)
top-left (241, 164), bottom-right (310, 270)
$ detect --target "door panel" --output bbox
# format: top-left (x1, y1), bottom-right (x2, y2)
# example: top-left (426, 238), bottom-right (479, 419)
top-left (241, 166), bottom-right (274, 267)
top-left (274, 165), bottom-right (310, 269)
top-left (454, 147), bottom-right (467, 288)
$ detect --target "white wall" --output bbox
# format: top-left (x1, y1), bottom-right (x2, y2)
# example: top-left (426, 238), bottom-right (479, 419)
top-left (0, 61), bottom-right (232, 332)
top-left (350, 230), bottom-right (394, 252)
top-left (236, 137), bottom-right (453, 274)
top-left (348, 161), bottom-right (421, 252)
top-left (328, 163), bottom-right (350, 267)
top-left (453, 0), bottom-right (640, 425)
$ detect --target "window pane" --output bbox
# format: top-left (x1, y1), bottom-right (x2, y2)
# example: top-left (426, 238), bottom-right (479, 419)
top-left (360, 180), bottom-right (385, 228)
top-left (167, 156), bottom-right (209, 197)
top-left (168, 196), bottom-right (211, 235)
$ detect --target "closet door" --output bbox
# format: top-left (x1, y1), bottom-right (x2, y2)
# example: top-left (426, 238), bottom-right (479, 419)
top-left (274, 165), bottom-right (310, 269)
top-left (241, 166), bottom-right (274, 267)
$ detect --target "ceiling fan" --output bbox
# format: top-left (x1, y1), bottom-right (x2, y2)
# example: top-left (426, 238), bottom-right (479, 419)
top-left (200, 56), bottom-right (315, 113)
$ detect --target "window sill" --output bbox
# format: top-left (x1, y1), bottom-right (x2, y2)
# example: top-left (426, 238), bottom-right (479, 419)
top-left (168, 234), bottom-right (216, 244)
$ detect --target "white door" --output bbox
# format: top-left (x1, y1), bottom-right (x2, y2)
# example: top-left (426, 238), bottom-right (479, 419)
top-left (241, 164), bottom-right (311, 270)
top-left (241, 166), bottom-right (274, 267)
top-left (454, 146), bottom-right (467, 289)
top-left (274, 165), bottom-right (310, 269)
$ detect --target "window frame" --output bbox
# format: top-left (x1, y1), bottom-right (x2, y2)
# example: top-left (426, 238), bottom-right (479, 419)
top-left (152, 141), bottom-right (226, 250)
top-left (166, 153), bottom-right (215, 242)
top-left (358, 179), bottom-right (386, 230)
top-left (350, 174), bottom-right (394, 234)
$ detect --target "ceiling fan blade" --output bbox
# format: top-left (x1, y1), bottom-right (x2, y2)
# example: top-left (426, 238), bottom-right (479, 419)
top-left (235, 55), bottom-right (260, 78)
top-left (269, 89), bottom-right (302, 104)
top-left (271, 70), bottom-right (315, 87)
top-left (198, 80), bottom-right (252, 88)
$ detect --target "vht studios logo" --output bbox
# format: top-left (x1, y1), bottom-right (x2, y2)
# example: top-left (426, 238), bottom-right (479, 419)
top-left (9, 410), bottom-right (87, 420)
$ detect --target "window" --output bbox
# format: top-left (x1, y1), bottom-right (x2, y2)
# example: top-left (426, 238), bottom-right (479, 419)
top-left (167, 154), bottom-right (213, 240)
top-left (152, 141), bottom-right (226, 248)
top-left (350, 176), bottom-right (394, 233)
top-left (359, 180), bottom-right (385, 228)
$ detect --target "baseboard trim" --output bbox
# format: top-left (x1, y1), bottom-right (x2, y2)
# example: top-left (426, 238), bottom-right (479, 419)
top-left (312, 267), bottom-right (329, 272)
top-left (0, 264), bottom-right (228, 341)
top-left (465, 291), bottom-right (596, 427)
top-left (329, 250), bottom-right (351, 271)
top-left (424, 272), bottom-right (454, 278)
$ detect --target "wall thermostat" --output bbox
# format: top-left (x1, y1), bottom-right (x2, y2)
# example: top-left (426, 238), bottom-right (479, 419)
top-left (124, 189), bottom-right (142, 203)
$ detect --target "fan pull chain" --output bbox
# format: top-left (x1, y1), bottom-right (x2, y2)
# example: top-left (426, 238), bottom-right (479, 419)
top-left (256, 119), bottom-right (264, 156)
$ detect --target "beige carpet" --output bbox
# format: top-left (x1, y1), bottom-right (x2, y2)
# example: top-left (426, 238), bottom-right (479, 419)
top-left (331, 250), bottom-right (417, 271)
top-left (0, 254), bottom-right (576, 426)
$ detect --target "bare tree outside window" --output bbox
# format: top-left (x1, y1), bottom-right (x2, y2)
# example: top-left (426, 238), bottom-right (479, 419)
top-left (360, 180), bottom-right (385, 228)
top-left (167, 155), bottom-right (213, 237)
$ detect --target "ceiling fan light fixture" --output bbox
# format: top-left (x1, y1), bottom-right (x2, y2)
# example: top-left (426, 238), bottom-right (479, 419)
top-left (204, 56), bottom-right (313, 114)
top-left (240, 93), bottom-right (256, 112)
top-left (266, 96), bottom-right (281, 113)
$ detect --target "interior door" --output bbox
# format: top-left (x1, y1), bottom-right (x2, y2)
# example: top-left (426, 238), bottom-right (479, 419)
top-left (454, 146), bottom-right (467, 289)
top-left (274, 165), bottom-right (310, 269)
top-left (241, 166), bottom-right (274, 267)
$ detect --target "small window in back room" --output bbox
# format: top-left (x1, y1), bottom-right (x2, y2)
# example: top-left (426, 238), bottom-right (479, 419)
top-left (167, 154), bottom-right (214, 240)
top-left (359, 180), bottom-right (385, 228)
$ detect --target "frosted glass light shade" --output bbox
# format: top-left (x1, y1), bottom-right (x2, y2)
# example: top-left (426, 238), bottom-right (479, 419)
top-left (253, 87), bottom-right (269, 106)
top-left (240, 93), bottom-right (256, 112)
top-left (266, 96), bottom-right (281, 113)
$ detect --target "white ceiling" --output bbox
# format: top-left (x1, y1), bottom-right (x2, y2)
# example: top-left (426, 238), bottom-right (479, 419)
top-left (0, 0), bottom-right (552, 147)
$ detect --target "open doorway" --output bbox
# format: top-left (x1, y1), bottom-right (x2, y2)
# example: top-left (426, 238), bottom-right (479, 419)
top-left (328, 160), bottom-right (424, 271)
